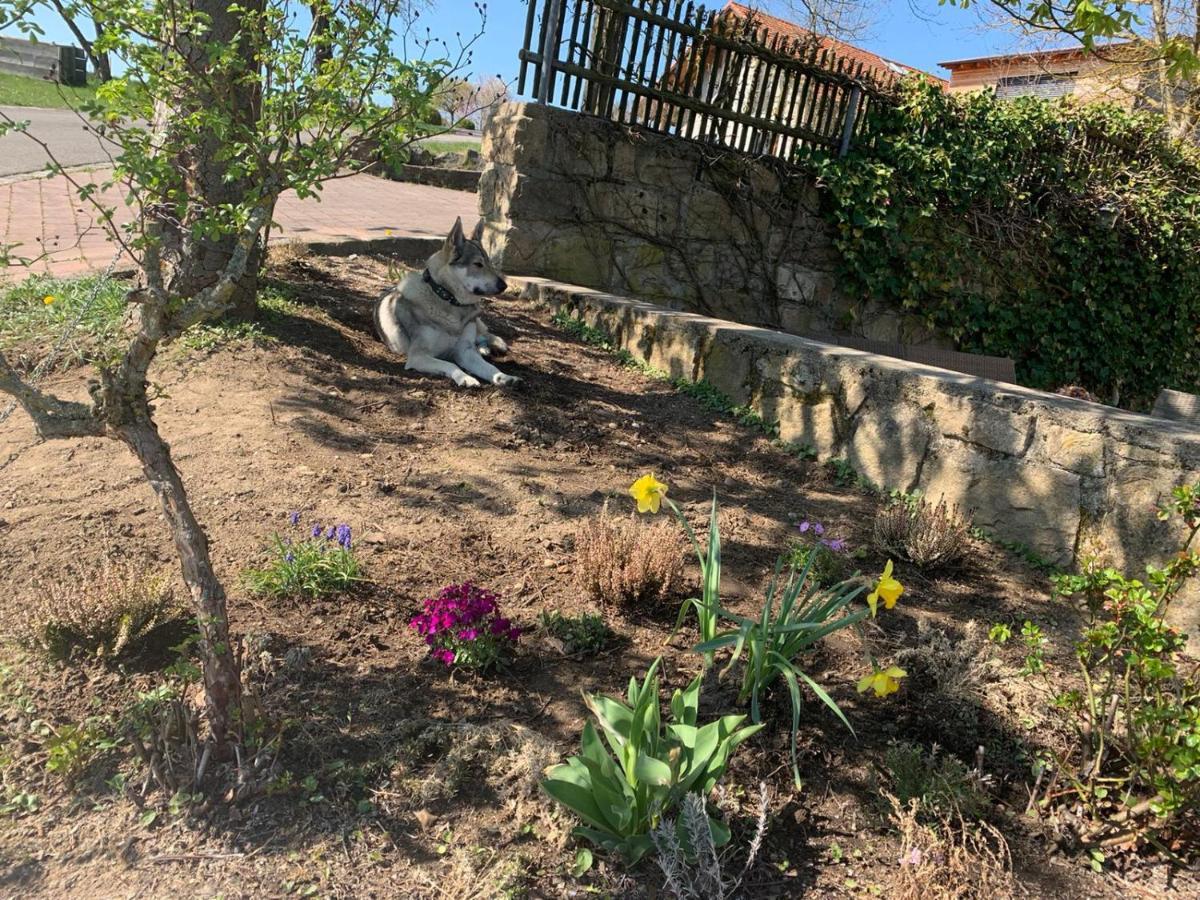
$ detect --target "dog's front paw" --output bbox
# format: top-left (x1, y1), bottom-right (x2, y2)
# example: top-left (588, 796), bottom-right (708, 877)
top-left (491, 373), bottom-right (522, 387)
top-left (455, 374), bottom-right (482, 388)
top-left (489, 336), bottom-right (509, 356)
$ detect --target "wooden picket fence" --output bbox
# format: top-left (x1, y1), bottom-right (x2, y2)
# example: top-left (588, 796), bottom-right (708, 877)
top-left (517, 0), bottom-right (895, 159)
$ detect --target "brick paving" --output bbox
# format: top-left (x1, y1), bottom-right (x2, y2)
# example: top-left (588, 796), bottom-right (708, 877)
top-left (0, 169), bottom-right (478, 279)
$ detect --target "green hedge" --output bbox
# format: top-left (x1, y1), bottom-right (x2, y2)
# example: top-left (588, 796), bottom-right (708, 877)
top-left (812, 80), bottom-right (1200, 410)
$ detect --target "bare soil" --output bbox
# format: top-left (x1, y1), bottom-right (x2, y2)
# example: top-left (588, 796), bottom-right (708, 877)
top-left (0, 254), bottom-right (1190, 898)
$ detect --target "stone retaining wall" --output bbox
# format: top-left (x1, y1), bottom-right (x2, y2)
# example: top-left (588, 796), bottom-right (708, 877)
top-left (515, 276), bottom-right (1200, 637)
top-left (479, 101), bottom-right (942, 345)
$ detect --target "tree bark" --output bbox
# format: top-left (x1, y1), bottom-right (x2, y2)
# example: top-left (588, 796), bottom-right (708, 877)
top-left (119, 420), bottom-right (243, 749)
top-left (153, 0), bottom-right (266, 318)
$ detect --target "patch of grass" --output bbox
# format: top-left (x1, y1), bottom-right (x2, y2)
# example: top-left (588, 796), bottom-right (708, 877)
top-left (0, 72), bottom-right (98, 109)
top-left (0, 274), bottom-right (128, 370)
top-left (551, 310), bottom-right (817, 462)
top-left (177, 285), bottom-right (300, 352)
top-left (418, 139), bottom-right (479, 158)
top-left (538, 610), bottom-right (611, 656)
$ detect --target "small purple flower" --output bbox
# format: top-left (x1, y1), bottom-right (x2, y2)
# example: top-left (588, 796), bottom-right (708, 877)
top-left (325, 525), bottom-right (337, 541)
top-left (288, 510), bottom-right (301, 526)
top-left (898, 847), bottom-right (923, 867)
top-left (798, 520), bottom-right (825, 536)
top-left (285, 551), bottom-right (295, 563)
top-left (311, 523), bottom-right (323, 538)
top-left (821, 538), bottom-right (848, 553)
top-left (335, 524), bottom-right (352, 549)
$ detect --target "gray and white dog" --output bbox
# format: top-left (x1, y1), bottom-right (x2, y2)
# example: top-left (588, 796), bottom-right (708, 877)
top-left (374, 217), bottom-right (519, 388)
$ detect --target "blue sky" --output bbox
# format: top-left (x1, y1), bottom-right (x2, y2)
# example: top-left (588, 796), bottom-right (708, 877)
top-left (16, 0), bottom-right (1038, 86)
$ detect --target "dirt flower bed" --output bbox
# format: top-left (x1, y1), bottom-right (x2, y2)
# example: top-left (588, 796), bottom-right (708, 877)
top-left (0, 254), bottom-right (1191, 898)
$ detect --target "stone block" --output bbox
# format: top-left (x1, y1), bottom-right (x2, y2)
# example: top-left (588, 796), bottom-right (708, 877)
top-left (698, 332), bottom-right (756, 405)
top-left (1036, 423), bottom-right (1105, 477)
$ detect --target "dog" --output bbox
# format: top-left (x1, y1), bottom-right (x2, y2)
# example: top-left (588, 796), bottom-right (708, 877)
top-left (374, 217), bottom-right (519, 388)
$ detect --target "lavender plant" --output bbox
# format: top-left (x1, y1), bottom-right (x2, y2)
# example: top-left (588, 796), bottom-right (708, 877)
top-left (409, 583), bottom-right (521, 672)
top-left (244, 512), bottom-right (361, 598)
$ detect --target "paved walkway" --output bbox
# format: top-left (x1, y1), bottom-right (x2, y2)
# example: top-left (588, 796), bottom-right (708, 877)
top-left (0, 169), bottom-right (478, 279)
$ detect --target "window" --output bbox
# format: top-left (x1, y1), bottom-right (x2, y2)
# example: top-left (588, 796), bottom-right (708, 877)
top-left (995, 72), bottom-right (1078, 100)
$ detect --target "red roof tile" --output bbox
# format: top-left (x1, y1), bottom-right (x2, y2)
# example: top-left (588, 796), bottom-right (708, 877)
top-left (722, 2), bottom-right (948, 86)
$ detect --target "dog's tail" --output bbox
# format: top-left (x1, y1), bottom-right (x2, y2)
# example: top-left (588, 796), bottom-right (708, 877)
top-left (374, 288), bottom-right (410, 355)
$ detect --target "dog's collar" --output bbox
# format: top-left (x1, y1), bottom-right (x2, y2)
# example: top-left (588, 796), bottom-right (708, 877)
top-left (423, 269), bottom-right (474, 308)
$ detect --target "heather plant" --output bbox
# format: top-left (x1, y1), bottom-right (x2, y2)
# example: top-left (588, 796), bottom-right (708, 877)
top-left (409, 583), bottom-right (521, 673)
top-left (573, 504), bottom-right (684, 607)
top-left (872, 495), bottom-right (971, 572)
top-left (995, 482), bottom-right (1200, 850)
top-left (12, 555), bottom-right (184, 661)
top-left (785, 519), bottom-right (851, 587)
top-left (539, 610), bottom-right (611, 656)
top-left (244, 512), bottom-right (360, 599)
top-left (540, 657), bottom-right (762, 864)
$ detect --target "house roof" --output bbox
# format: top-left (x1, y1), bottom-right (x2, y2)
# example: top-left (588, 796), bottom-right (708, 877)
top-left (721, 2), bottom-right (948, 85)
top-left (939, 43), bottom-right (1133, 71)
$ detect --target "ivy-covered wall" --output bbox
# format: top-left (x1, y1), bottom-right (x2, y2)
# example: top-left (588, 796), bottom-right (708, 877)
top-left (816, 80), bottom-right (1200, 411)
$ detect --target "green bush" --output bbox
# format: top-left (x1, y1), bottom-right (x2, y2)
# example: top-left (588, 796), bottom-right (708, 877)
top-left (996, 482), bottom-right (1200, 848)
top-left (815, 79), bottom-right (1200, 409)
top-left (540, 657), bottom-right (762, 863)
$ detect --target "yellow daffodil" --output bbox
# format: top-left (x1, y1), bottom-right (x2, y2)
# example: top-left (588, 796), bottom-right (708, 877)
top-left (629, 474), bottom-right (668, 514)
top-left (42, 295), bottom-right (55, 305)
top-left (857, 665), bottom-right (907, 698)
top-left (866, 560), bottom-right (904, 617)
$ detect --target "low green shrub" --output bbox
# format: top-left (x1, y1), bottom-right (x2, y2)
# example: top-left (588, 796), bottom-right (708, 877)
top-left (540, 657), bottom-right (762, 863)
top-left (994, 482), bottom-right (1200, 850)
top-left (539, 610), bottom-right (611, 656)
top-left (882, 742), bottom-right (989, 821)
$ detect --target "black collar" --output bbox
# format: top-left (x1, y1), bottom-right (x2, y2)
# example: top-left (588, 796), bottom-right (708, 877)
top-left (423, 269), bottom-right (474, 307)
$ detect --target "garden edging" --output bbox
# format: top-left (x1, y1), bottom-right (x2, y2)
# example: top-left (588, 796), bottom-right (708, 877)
top-left (513, 276), bottom-right (1200, 639)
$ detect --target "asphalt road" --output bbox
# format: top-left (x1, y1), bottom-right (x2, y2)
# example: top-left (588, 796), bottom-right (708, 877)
top-left (0, 106), bottom-right (482, 179)
top-left (0, 106), bottom-right (119, 177)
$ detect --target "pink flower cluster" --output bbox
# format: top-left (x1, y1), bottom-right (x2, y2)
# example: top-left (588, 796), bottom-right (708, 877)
top-left (409, 582), bottom-right (521, 670)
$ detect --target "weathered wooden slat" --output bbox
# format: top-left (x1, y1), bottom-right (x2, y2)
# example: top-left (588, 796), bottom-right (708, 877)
top-left (545, 58), bottom-right (843, 148)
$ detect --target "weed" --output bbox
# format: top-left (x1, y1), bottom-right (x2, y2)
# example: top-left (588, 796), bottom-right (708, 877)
top-left (538, 610), bottom-right (611, 655)
top-left (178, 286), bottom-right (299, 352)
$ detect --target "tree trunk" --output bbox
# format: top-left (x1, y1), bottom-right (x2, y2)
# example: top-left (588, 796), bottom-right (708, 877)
top-left (153, 0), bottom-right (266, 319)
top-left (119, 421), bottom-right (243, 749)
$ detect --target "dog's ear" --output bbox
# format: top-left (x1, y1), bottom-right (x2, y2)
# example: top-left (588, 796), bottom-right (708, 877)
top-left (444, 217), bottom-right (465, 255)
top-left (470, 218), bottom-right (486, 243)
